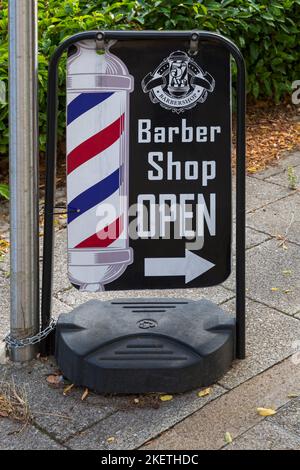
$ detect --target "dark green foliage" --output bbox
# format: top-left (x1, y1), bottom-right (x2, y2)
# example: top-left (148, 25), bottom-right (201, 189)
top-left (0, 183), bottom-right (9, 199)
top-left (0, 0), bottom-right (300, 157)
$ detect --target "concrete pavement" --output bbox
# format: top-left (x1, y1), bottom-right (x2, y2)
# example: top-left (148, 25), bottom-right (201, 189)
top-left (0, 150), bottom-right (300, 450)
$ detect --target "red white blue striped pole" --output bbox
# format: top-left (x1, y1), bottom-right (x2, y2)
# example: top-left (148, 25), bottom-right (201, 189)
top-left (66, 41), bottom-right (133, 292)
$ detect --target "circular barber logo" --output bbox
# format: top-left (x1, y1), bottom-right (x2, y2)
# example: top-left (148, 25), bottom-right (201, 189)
top-left (137, 319), bottom-right (158, 329)
top-left (142, 51), bottom-right (215, 113)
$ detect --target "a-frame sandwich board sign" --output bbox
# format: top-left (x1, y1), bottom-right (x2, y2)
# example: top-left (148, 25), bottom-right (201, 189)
top-left (42, 31), bottom-right (246, 393)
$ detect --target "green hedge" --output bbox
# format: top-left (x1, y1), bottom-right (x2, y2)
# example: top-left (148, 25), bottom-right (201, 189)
top-left (0, 0), bottom-right (300, 156)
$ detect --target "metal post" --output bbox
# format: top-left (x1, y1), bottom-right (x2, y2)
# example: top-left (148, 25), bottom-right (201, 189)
top-left (8, 0), bottom-right (39, 361)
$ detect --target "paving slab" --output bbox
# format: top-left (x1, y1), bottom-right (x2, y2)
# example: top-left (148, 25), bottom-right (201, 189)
top-left (0, 419), bottom-right (65, 450)
top-left (251, 151), bottom-right (300, 180)
top-left (266, 165), bottom-right (300, 189)
top-left (142, 358), bottom-right (300, 450)
top-left (234, 225), bottom-right (270, 252)
top-left (232, 176), bottom-right (291, 219)
top-left (224, 238), bottom-right (300, 316)
top-left (0, 360), bottom-right (226, 447)
top-left (246, 176), bottom-right (291, 212)
top-left (245, 226), bottom-right (271, 249)
top-left (247, 192), bottom-right (300, 246)
top-left (270, 398), bottom-right (300, 438)
top-left (0, 360), bottom-right (118, 443)
top-left (51, 296), bottom-right (72, 319)
top-left (219, 298), bottom-right (300, 389)
top-left (225, 420), bottom-right (300, 450)
top-left (66, 385), bottom-right (226, 450)
top-left (46, 229), bottom-right (70, 293)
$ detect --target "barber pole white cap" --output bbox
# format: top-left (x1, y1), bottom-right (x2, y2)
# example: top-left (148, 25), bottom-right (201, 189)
top-left (66, 41), bottom-right (134, 292)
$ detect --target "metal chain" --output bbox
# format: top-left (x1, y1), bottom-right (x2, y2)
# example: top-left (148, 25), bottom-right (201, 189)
top-left (4, 318), bottom-right (57, 349)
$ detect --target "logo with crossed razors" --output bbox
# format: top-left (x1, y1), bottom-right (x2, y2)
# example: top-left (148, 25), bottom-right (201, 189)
top-left (142, 50), bottom-right (215, 113)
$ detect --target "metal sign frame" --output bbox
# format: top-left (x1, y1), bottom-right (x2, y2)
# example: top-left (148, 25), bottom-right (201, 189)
top-left (41, 30), bottom-right (246, 359)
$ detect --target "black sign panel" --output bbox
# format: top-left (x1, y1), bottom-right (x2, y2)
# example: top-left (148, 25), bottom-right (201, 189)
top-left (66, 38), bottom-right (231, 291)
top-left (111, 39), bottom-right (231, 290)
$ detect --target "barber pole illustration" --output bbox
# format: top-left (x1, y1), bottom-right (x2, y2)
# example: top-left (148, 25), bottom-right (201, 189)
top-left (66, 41), bottom-right (134, 292)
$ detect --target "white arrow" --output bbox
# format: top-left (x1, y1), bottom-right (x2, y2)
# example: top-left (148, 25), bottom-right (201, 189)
top-left (144, 250), bottom-right (215, 284)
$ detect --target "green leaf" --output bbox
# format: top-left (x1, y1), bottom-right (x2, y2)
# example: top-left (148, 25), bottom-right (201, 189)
top-left (0, 184), bottom-right (9, 200)
top-left (239, 36), bottom-right (245, 48)
top-left (252, 81), bottom-right (260, 99)
top-left (250, 43), bottom-right (260, 62)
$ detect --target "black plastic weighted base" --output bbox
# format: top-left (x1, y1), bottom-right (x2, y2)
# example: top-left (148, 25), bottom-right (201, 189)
top-left (55, 298), bottom-right (236, 394)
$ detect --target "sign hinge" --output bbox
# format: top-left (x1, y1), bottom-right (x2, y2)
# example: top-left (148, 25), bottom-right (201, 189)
top-left (96, 32), bottom-right (105, 51)
top-left (189, 33), bottom-right (199, 55)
